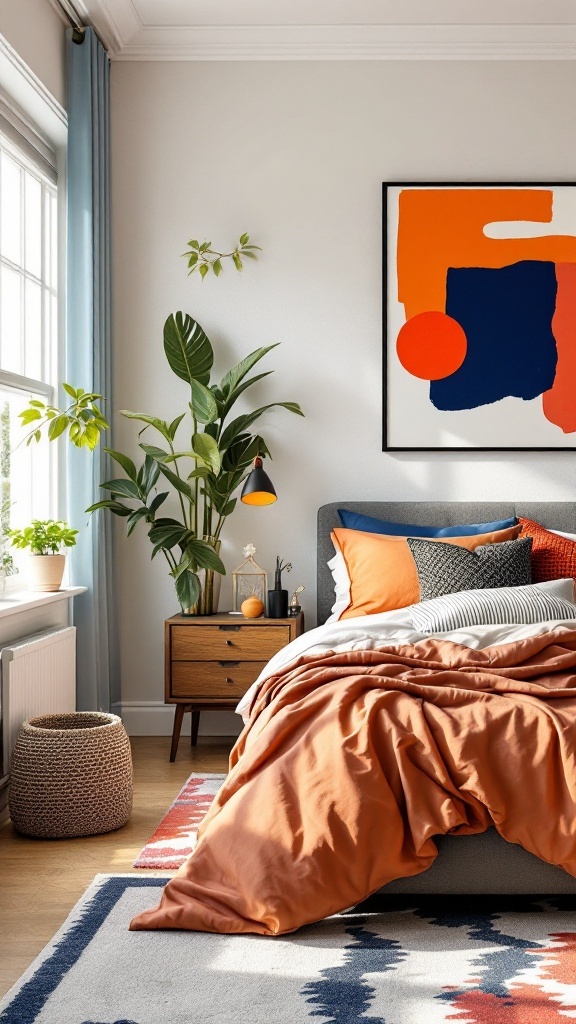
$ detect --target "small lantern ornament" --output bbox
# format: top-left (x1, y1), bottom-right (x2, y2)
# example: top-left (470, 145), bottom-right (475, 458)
top-left (232, 544), bottom-right (268, 612)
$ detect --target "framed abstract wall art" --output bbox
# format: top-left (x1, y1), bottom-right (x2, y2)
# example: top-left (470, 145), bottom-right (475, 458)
top-left (383, 182), bottom-right (576, 450)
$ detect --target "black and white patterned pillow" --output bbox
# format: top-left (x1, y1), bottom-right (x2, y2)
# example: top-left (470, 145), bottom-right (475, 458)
top-left (409, 578), bottom-right (576, 633)
top-left (406, 537), bottom-right (532, 601)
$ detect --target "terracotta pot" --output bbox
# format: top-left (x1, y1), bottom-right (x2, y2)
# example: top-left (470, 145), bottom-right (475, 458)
top-left (28, 553), bottom-right (66, 592)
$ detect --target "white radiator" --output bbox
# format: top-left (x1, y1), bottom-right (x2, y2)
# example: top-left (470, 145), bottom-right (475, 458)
top-left (0, 626), bottom-right (76, 783)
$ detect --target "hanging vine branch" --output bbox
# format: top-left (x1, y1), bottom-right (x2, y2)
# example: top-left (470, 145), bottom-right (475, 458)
top-left (182, 233), bottom-right (262, 279)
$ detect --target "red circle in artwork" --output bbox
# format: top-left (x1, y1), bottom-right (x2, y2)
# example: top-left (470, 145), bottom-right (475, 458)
top-left (396, 311), bottom-right (468, 381)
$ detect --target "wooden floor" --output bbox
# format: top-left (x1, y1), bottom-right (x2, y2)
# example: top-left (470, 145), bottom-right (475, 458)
top-left (0, 735), bottom-right (233, 999)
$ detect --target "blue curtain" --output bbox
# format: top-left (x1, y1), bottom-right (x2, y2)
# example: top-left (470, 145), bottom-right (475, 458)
top-left (66, 28), bottom-right (117, 712)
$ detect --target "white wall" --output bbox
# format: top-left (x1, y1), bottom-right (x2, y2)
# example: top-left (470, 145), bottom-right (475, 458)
top-left (111, 59), bottom-right (576, 735)
top-left (0, 0), bottom-right (66, 109)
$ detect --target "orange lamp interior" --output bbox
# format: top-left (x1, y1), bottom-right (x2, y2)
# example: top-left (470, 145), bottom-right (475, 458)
top-left (241, 492), bottom-right (277, 506)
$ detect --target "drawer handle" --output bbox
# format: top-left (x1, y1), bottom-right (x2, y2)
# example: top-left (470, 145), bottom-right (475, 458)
top-left (226, 639), bottom-right (233, 646)
top-left (219, 661), bottom-right (239, 667)
top-left (219, 625), bottom-right (241, 632)
top-left (226, 677), bottom-right (233, 684)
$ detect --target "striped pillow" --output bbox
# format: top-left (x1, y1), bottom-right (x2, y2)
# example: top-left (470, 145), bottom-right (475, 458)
top-left (409, 579), bottom-right (576, 633)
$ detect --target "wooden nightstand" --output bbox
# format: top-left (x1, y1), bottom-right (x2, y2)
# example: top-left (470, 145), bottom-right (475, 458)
top-left (165, 612), bottom-right (305, 760)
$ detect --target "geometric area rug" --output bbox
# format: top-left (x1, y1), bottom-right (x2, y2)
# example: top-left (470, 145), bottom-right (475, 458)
top-left (133, 771), bottom-right (225, 869)
top-left (3, 878), bottom-right (576, 1024)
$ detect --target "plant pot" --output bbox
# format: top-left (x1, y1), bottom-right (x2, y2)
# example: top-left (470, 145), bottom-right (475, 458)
top-left (28, 553), bottom-right (66, 592)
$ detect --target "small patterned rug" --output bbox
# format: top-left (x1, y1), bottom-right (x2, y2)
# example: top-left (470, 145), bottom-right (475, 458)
top-left (3, 877), bottom-right (576, 1023)
top-left (133, 771), bottom-right (224, 869)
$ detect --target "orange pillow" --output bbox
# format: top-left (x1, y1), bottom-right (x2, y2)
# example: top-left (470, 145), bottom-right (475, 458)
top-left (519, 517), bottom-right (576, 583)
top-left (332, 524), bottom-right (522, 619)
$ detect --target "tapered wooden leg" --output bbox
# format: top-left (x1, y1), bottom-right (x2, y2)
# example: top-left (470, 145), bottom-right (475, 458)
top-left (191, 710), bottom-right (200, 747)
top-left (170, 704), bottom-right (185, 762)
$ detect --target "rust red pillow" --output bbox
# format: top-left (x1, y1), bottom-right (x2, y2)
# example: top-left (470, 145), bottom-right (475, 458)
top-left (518, 517), bottom-right (576, 582)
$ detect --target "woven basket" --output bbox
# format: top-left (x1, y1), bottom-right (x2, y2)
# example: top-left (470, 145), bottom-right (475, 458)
top-left (9, 712), bottom-right (133, 838)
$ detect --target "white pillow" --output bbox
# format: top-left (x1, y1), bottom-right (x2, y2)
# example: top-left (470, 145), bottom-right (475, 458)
top-left (409, 578), bottom-right (576, 634)
top-left (551, 529), bottom-right (576, 542)
top-left (326, 551), bottom-right (350, 623)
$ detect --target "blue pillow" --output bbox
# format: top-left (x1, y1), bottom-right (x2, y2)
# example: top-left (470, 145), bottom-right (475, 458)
top-left (337, 508), bottom-right (518, 538)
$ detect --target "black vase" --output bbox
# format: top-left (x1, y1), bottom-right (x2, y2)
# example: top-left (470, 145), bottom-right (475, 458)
top-left (268, 589), bottom-right (288, 618)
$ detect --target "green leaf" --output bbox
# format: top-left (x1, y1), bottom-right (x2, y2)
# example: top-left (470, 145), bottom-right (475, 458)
top-left (28, 399), bottom-right (45, 409)
top-left (199, 264), bottom-right (209, 280)
top-left (126, 507), bottom-right (150, 536)
top-left (175, 569), bottom-right (200, 611)
top-left (213, 259), bottom-right (222, 277)
top-left (221, 498), bottom-right (237, 517)
top-left (62, 383), bottom-right (77, 399)
top-left (220, 371), bottom-right (273, 420)
top-left (199, 242), bottom-right (211, 253)
top-left (220, 345), bottom-right (278, 398)
top-left (191, 432), bottom-right (221, 474)
top-left (120, 411), bottom-right (172, 443)
top-left (219, 402), bottom-right (304, 452)
top-left (19, 408), bottom-right (43, 425)
top-left (232, 253), bottom-right (243, 272)
top-left (163, 312), bottom-right (213, 386)
top-left (138, 454), bottom-right (161, 497)
top-left (168, 414), bottom-right (186, 440)
top-left (139, 444), bottom-right (170, 462)
top-left (188, 539), bottom-right (226, 575)
top-left (100, 478), bottom-right (141, 500)
top-left (148, 523), bottom-right (189, 550)
top-left (190, 380), bottom-right (218, 425)
top-left (171, 550), bottom-right (193, 580)
top-left (189, 240), bottom-right (199, 250)
top-left (239, 232), bottom-right (249, 245)
top-left (86, 499), bottom-right (132, 517)
top-left (105, 448), bottom-right (138, 481)
top-left (157, 462), bottom-right (194, 500)
top-left (79, 423), bottom-right (99, 450)
top-left (148, 491), bottom-right (169, 514)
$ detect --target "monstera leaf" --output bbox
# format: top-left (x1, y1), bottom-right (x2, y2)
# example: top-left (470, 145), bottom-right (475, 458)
top-left (163, 312), bottom-right (214, 386)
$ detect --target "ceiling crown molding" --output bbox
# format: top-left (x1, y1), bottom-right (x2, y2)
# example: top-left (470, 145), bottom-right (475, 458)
top-left (78, 1), bottom-right (576, 61)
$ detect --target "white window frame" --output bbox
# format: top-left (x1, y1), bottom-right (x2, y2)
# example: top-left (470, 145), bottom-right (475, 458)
top-left (0, 50), bottom-right (66, 590)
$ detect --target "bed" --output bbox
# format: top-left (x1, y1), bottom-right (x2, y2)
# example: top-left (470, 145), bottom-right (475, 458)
top-left (318, 501), bottom-right (576, 896)
top-left (131, 500), bottom-right (576, 935)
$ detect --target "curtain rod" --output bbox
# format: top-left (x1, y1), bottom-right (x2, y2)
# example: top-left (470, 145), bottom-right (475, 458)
top-left (53, 0), bottom-right (86, 42)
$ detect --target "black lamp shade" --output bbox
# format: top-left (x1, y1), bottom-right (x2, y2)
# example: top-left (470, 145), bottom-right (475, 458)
top-left (241, 457), bottom-right (277, 506)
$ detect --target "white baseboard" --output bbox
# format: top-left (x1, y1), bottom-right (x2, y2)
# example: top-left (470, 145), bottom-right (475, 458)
top-left (111, 701), bottom-right (242, 738)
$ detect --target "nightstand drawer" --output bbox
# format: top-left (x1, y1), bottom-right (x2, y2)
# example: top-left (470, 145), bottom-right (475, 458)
top-left (171, 660), bottom-right (267, 698)
top-left (171, 625), bottom-right (290, 661)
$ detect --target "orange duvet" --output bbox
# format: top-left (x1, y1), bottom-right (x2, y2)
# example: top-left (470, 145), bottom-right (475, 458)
top-left (130, 630), bottom-right (576, 936)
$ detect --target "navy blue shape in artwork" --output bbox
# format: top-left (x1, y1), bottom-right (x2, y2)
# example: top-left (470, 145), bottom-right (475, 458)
top-left (430, 260), bottom-right (558, 411)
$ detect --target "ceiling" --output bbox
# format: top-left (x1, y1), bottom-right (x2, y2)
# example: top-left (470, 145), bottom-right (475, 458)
top-left (74, 0), bottom-right (576, 60)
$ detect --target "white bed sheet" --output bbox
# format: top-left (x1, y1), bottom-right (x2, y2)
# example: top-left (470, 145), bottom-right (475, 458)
top-left (236, 610), bottom-right (576, 722)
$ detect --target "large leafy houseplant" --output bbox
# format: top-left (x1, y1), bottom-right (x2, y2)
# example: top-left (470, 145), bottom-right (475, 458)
top-left (21, 313), bottom-right (303, 612)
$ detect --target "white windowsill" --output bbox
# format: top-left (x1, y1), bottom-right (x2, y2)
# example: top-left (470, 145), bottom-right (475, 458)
top-left (0, 586), bottom-right (86, 620)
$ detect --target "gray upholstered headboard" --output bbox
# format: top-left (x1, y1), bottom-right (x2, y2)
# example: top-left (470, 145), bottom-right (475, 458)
top-left (317, 502), bottom-right (576, 625)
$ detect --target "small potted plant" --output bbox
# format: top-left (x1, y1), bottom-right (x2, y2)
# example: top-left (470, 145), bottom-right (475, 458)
top-left (7, 520), bottom-right (78, 592)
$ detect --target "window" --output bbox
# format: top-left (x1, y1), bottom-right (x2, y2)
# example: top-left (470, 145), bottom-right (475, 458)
top-left (0, 102), bottom-right (58, 582)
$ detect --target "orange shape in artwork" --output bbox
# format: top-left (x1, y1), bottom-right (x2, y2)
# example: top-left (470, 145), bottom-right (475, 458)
top-left (397, 188), bottom-right (576, 319)
top-left (543, 264), bottom-right (576, 434)
top-left (396, 311), bottom-right (467, 380)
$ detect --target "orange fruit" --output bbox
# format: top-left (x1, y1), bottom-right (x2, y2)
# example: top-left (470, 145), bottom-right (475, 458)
top-left (241, 597), bottom-right (264, 618)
